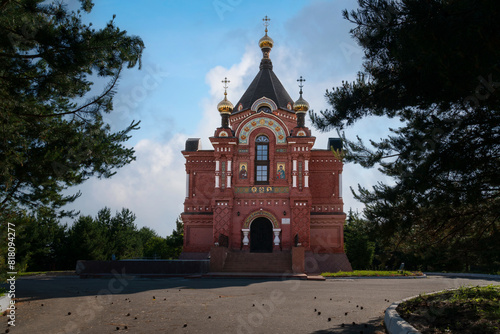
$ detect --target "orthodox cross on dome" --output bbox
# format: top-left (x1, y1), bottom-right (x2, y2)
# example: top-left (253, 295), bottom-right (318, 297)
top-left (262, 15), bottom-right (271, 33)
top-left (293, 75), bottom-right (310, 123)
top-left (222, 77), bottom-right (230, 95)
top-left (259, 16), bottom-right (274, 62)
top-left (297, 76), bottom-right (306, 95)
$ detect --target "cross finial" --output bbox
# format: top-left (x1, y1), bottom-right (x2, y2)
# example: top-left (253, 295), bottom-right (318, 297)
top-left (297, 76), bottom-right (306, 95)
top-left (222, 77), bottom-right (230, 96)
top-left (263, 15), bottom-right (271, 33)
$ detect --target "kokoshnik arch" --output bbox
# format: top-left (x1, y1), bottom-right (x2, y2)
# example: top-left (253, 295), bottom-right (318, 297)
top-left (180, 17), bottom-right (351, 272)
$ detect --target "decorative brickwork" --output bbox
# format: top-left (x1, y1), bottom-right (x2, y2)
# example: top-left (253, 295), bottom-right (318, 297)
top-left (213, 204), bottom-right (231, 244)
top-left (292, 203), bottom-right (310, 249)
top-left (234, 186), bottom-right (289, 194)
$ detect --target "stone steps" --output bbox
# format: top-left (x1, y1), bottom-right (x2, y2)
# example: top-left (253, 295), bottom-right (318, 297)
top-left (223, 252), bottom-right (292, 273)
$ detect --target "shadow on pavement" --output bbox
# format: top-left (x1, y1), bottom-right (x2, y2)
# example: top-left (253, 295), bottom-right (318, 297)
top-left (425, 274), bottom-right (500, 282)
top-left (309, 317), bottom-right (386, 333)
top-left (16, 275), bottom-right (302, 302)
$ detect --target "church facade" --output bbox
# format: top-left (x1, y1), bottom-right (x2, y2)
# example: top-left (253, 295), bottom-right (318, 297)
top-left (180, 19), bottom-right (351, 273)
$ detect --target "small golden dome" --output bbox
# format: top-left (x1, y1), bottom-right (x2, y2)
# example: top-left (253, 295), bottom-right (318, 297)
top-left (259, 32), bottom-right (274, 49)
top-left (294, 76), bottom-right (309, 113)
top-left (217, 94), bottom-right (233, 114)
top-left (293, 95), bottom-right (309, 113)
top-left (218, 77), bottom-right (233, 114)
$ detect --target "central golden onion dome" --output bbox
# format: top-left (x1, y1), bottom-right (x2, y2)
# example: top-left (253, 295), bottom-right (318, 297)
top-left (217, 77), bottom-right (233, 114)
top-left (259, 31), bottom-right (274, 50)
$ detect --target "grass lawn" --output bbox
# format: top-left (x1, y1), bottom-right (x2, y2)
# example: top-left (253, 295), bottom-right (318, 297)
top-left (18, 270), bottom-right (75, 277)
top-left (397, 285), bottom-right (500, 334)
top-left (321, 270), bottom-right (424, 277)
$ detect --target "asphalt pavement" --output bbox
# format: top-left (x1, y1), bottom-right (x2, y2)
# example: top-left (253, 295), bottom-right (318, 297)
top-left (4, 274), bottom-right (499, 334)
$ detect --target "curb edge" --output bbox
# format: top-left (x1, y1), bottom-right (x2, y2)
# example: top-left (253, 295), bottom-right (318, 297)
top-left (0, 294), bottom-right (11, 313)
top-left (384, 281), bottom-right (499, 334)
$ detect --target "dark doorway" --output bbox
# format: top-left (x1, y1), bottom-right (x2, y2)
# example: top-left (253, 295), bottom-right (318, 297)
top-left (250, 218), bottom-right (273, 253)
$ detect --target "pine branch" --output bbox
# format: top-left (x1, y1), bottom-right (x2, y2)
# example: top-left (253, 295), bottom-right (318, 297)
top-left (0, 0), bottom-right (15, 12)
top-left (17, 67), bottom-right (121, 118)
top-left (0, 52), bottom-right (43, 59)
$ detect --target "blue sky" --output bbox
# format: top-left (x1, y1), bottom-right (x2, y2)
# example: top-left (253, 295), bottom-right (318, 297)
top-left (63, 0), bottom-right (400, 237)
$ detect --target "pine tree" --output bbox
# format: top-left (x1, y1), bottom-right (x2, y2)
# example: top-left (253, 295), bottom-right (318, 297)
top-left (344, 209), bottom-right (375, 270)
top-left (0, 0), bottom-right (144, 221)
top-left (311, 0), bottom-right (500, 271)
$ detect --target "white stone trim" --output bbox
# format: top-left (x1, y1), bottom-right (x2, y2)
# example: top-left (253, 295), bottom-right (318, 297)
top-left (273, 228), bottom-right (281, 246)
top-left (250, 96), bottom-right (278, 111)
top-left (242, 229), bottom-right (250, 246)
top-left (339, 172), bottom-right (342, 198)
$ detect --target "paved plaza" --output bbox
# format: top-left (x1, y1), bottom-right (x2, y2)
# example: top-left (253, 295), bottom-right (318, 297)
top-left (4, 275), bottom-right (499, 333)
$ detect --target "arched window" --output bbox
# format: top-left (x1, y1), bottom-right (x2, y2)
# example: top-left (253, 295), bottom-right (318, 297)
top-left (258, 105), bottom-right (272, 113)
top-left (255, 135), bottom-right (269, 184)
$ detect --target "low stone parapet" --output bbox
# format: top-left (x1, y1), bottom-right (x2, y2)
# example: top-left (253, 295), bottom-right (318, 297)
top-left (76, 259), bottom-right (210, 277)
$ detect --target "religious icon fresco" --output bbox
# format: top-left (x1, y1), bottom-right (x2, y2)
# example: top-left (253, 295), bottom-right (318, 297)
top-left (239, 162), bottom-right (248, 179)
top-left (276, 163), bottom-right (285, 179)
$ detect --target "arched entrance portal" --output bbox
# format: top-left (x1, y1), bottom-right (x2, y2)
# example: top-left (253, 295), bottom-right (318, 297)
top-left (250, 218), bottom-right (273, 253)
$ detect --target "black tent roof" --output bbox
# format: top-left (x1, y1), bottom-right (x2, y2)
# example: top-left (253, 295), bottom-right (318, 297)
top-left (233, 59), bottom-right (294, 113)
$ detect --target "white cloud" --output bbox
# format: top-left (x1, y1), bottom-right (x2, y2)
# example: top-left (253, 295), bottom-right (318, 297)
top-left (197, 45), bottom-right (260, 148)
top-left (64, 134), bottom-right (187, 237)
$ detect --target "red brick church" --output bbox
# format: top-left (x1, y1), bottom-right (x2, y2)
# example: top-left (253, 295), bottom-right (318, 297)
top-left (180, 18), bottom-right (351, 273)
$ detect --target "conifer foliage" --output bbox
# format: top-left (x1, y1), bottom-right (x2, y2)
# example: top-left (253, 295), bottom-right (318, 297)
top-left (0, 208), bottom-right (184, 275)
top-left (0, 0), bottom-right (144, 220)
top-left (311, 0), bottom-right (500, 271)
